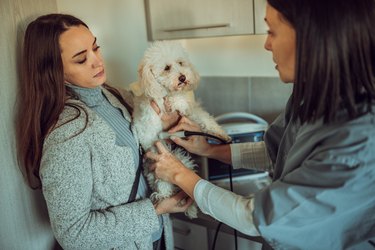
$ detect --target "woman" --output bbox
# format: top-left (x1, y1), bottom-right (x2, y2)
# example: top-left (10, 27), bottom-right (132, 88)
top-left (16, 14), bottom-right (192, 249)
top-left (146, 0), bottom-right (375, 249)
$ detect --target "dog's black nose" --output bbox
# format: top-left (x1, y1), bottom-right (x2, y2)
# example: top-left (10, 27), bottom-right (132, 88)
top-left (179, 75), bottom-right (186, 83)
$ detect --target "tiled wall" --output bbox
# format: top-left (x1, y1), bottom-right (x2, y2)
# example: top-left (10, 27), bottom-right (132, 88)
top-left (195, 76), bottom-right (293, 124)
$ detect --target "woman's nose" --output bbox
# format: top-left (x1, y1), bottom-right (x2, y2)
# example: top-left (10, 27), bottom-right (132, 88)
top-left (91, 53), bottom-right (103, 68)
top-left (264, 36), bottom-right (271, 51)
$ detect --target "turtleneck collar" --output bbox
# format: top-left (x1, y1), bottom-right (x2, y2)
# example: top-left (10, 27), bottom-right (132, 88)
top-left (66, 84), bottom-right (105, 107)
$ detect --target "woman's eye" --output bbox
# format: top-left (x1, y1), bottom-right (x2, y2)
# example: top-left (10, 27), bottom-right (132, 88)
top-left (77, 58), bottom-right (86, 64)
top-left (164, 65), bottom-right (171, 71)
top-left (93, 45), bottom-right (101, 52)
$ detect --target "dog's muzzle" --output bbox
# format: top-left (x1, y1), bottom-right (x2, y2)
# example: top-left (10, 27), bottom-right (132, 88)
top-left (178, 74), bottom-right (186, 85)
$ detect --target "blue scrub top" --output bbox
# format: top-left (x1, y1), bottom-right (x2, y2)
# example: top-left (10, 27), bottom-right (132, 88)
top-left (254, 98), bottom-right (375, 249)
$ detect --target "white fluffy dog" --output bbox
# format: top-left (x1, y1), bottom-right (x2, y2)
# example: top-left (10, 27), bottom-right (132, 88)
top-left (131, 40), bottom-right (230, 218)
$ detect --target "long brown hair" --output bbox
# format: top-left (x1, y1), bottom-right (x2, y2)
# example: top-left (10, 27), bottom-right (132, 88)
top-left (16, 14), bottom-right (89, 189)
top-left (268, 0), bottom-right (375, 123)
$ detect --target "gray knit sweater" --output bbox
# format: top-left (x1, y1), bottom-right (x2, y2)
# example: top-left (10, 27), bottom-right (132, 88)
top-left (40, 86), bottom-right (173, 249)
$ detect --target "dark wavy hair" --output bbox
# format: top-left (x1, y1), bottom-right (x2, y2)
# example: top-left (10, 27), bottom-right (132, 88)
top-left (267, 0), bottom-right (375, 123)
top-left (16, 14), bottom-right (131, 189)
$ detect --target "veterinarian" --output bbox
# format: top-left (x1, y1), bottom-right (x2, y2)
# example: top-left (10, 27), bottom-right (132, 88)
top-left (146, 0), bottom-right (375, 249)
top-left (16, 14), bottom-right (192, 250)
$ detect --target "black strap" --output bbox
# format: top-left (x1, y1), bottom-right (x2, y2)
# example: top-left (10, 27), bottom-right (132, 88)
top-left (128, 163), bottom-right (142, 203)
top-left (128, 148), bottom-right (144, 203)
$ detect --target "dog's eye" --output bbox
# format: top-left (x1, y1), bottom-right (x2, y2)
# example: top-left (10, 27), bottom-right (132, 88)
top-left (164, 65), bottom-right (171, 71)
top-left (178, 61), bottom-right (183, 66)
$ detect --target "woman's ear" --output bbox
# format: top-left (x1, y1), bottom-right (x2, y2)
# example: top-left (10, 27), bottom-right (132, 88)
top-left (140, 63), bottom-right (167, 99)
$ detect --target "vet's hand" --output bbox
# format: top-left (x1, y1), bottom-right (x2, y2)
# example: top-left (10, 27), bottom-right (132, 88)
top-left (146, 141), bottom-right (202, 199)
top-left (154, 191), bottom-right (194, 215)
top-left (168, 117), bottom-right (213, 157)
top-left (146, 141), bottom-right (187, 183)
top-left (151, 99), bottom-right (180, 130)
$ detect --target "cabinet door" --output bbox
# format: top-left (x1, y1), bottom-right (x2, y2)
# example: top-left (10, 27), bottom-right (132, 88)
top-left (207, 228), bottom-right (262, 250)
top-left (254, 0), bottom-right (268, 34)
top-left (172, 218), bottom-right (208, 250)
top-left (146, 0), bottom-right (254, 40)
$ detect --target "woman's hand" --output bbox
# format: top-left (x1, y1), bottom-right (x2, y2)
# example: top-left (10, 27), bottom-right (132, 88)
top-left (146, 141), bottom-right (188, 183)
top-left (169, 117), bottom-right (232, 164)
top-left (168, 117), bottom-right (213, 157)
top-left (145, 141), bottom-right (202, 198)
top-left (151, 99), bottom-right (180, 130)
top-left (153, 191), bottom-right (194, 215)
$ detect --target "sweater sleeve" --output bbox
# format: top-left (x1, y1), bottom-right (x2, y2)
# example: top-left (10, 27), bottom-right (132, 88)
top-left (194, 179), bottom-right (260, 236)
top-left (40, 111), bottom-right (159, 249)
top-left (230, 141), bottom-right (273, 172)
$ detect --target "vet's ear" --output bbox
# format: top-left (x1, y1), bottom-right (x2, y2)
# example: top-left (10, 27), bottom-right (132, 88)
top-left (140, 63), bottom-right (167, 99)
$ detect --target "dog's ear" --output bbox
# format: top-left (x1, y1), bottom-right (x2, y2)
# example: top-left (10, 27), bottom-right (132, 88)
top-left (139, 63), bottom-right (167, 99)
top-left (189, 62), bottom-right (201, 91)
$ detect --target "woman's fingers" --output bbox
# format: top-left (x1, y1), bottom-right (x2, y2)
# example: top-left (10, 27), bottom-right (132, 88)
top-left (173, 190), bottom-right (188, 200)
top-left (154, 141), bottom-right (169, 154)
top-left (150, 100), bottom-right (161, 115)
top-left (145, 142), bottom-right (172, 172)
top-left (173, 191), bottom-right (194, 208)
top-left (145, 151), bottom-right (159, 161)
top-left (170, 136), bottom-right (190, 148)
top-left (169, 117), bottom-right (200, 133)
top-left (155, 191), bottom-right (194, 215)
top-left (145, 141), bottom-right (169, 160)
top-left (163, 97), bottom-right (172, 113)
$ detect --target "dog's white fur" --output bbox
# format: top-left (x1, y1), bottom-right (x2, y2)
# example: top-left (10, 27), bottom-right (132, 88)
top-left (132, 40), bottom-right (230, 218)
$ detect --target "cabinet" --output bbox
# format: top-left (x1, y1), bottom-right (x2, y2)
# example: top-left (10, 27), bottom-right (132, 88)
top-left (172, 217), bottom-right (208, 250)
top-left (145, 0), bottom-right (267, 41)
top-left (254, 0), bottom-right (268, 34)
top-left (172, 214), bottom-right (264, 250)
top-left (207, 229), bottom-right (262, 250)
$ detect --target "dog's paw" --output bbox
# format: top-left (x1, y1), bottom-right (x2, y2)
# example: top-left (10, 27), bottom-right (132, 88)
top-left (150, 188), bottom-right (174, 201)
top-left (150, 192), bottom-right (159, 202)
top-left (185, 203), bottom-right (199, 219)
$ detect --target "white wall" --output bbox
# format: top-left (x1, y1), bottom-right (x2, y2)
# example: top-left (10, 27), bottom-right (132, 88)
top-left (57, 0), bottom-right (150, 88)
top-left (56, 0), bottom-right (277, 89)
top-left (0, 0), bottom-right (57, 249)
top-left (181, 35), bottom-right (277, 77)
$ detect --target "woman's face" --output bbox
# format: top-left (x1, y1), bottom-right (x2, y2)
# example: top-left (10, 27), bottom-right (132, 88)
top-left (264, 3), bottom-right (296, 83)
top-left (60, 25), bottom-right (106, 88)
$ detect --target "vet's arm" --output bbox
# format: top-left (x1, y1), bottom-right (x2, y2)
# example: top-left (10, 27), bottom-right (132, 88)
top-left (147, 142), bottom-right (260, 236)
top-left (168, 117), bottom-right (232, 164)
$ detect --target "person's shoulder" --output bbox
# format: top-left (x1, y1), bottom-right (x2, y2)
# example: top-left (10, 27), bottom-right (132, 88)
top-left (299, 109), bottom-right (375, 147)
top-left (46, 102), bottom-right (94, 145)
top-left (59, 101), bottom-right (93, 127)
top-left (103, 84), bottom-right (135, 108)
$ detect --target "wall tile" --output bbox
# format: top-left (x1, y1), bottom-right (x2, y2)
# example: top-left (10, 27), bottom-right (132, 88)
top-left (194, 76), bottom-right (292, 123)
top-left (195, 76), bottom-right (251, 116)
top-left (249, 77), bottom-right (292, 123)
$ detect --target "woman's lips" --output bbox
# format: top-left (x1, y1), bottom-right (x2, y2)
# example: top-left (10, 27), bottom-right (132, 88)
top-left (94, 69), bottom-right (105, 78)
